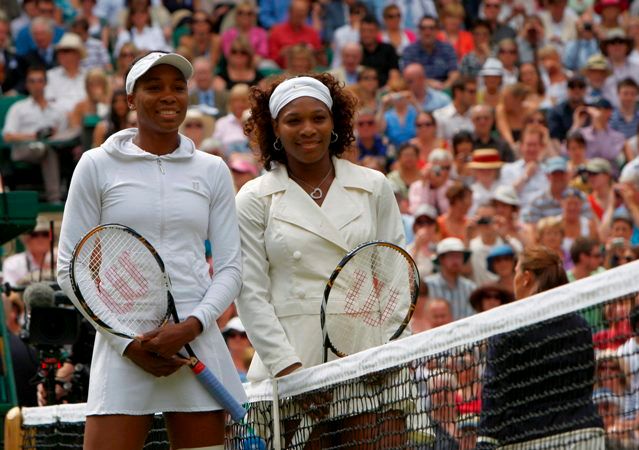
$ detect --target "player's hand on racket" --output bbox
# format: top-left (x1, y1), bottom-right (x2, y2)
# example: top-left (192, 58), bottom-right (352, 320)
top-left (124, 340), bottom-right (189, 377)
top-left (139, 317), bottom-right (202, 359)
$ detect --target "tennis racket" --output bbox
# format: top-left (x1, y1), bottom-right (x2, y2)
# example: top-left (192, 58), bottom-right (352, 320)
top-left (288, 241), bottom-right (419, 448)
top-left (68, 223), bottom-right (247, 422)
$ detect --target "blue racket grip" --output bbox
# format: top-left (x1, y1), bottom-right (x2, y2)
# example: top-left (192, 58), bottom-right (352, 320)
top-left (192, 361), bottom-right (247, 422)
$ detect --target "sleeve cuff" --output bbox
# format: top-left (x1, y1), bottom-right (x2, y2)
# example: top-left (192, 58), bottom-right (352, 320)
top-left (188, 308), bottom-right (210, 334)
top-left (272, 356), bottom-right (303, 378)
top-left (103, 331), bottom-right (134, 356)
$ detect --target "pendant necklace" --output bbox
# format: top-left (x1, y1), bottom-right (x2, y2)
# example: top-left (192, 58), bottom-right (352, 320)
top-left (289, 166), bottom-right (333, 200)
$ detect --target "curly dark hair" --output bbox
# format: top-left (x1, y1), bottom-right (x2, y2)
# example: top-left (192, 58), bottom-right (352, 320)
top-left (244, 72), bottom-right (358, 170)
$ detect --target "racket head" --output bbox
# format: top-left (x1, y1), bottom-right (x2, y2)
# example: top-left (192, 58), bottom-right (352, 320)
top-left (321, 241), bottom-right (419, 360)
top-left (69, 223), bottom-right (171, 339)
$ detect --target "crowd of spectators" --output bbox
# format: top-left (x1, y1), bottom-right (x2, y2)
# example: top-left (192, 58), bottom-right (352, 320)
top-left (3, 0), bottom-right (639, 446)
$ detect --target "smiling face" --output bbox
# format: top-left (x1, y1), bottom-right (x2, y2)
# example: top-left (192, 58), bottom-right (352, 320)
top-left (127, 64), bottom-right (188, 135)
top-left (274, 96), bottom-right (334, 169)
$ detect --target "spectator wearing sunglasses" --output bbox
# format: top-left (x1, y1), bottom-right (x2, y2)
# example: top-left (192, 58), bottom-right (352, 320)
top-left (220, 1), bottom-right (268, 65)
top-left (3, 219), bottom-right (55, 286)
top-left (222, 317), bottom-right (253, 382)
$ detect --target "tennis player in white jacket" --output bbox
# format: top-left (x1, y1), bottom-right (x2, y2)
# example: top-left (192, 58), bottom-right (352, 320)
top-left (57, 52), bottom-right (246, 450)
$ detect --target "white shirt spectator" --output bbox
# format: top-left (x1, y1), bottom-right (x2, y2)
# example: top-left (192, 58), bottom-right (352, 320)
top-left (45, 66), bottom-right (88, 114)
top-left (433, 103), bottom-right (474, 142)
top-left (114, 25), bottom-right (171, 56)
top-left (211, 113), bottom-right (249, 156)
top-left (331, 25), bottom-right (359, 69)
top-left (2, 251), bottom-right (55, 286)
top-left (2, 97), bottom-right (67, 138)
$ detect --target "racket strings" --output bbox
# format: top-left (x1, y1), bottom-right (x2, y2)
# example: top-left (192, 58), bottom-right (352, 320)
top-left (326, 245), bottom-right (418, 356)
top-left (73, 228), bottom-right (168, 336)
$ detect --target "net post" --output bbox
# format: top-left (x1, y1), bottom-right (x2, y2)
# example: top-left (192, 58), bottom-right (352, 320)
top-left (271, 378), bottom-right (282, 450)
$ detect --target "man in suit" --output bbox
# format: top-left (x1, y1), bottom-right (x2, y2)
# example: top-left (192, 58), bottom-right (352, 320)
top-left (0, 15), bottom-right (26, 94)
top-left (21, 17), bottom-right (58, 70)
top-left (188, 56), bottom-right (228, 118)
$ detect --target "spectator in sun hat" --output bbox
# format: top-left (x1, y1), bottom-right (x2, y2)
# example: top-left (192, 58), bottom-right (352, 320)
top-left (596, 0), bottom-right (629, 35)
top-left (45, 32), bottom-right (88, 115)
top-left (222, 316), bottom-right (253, 382)
top-left (467, 148), bottom-right (504, 217)
top-left (469, 283), bottom-right (514, 313)
top-left (425, 237), bottom-right (476, 320)
top-left (601, 29), bottom-right (639, 108)
top-left (178, 107), bottom-right (215, 149)
top-left (408, 204), bottom-right (439, 277)
top-left (485, 244), bottom-right (517, 293)
top-left (477, 57), bottom-right (504, 109)
top-left (581, 54), bottom-right (612, 105)
top-left (585, 158), bottom-right (613, 221)
top-left (489, 185), bottom-right (527, 246)
top-left (2, 217), bottom-right (55, 287)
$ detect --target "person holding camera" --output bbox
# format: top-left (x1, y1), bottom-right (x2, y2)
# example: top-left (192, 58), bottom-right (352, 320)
top-left (1, 65), bottom-right (66, 202)
top-left (407, 148), bottom-right (454, 215)
top-left (563, 19), bottom-right (601, 72)
top-left (571, 98), bottom-right (626, 175)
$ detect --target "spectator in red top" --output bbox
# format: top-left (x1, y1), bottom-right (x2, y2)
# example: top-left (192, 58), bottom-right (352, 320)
top-left (268, 0), bottom-right (321, 68)
top-left (437, 3), bottom-right (474, 61)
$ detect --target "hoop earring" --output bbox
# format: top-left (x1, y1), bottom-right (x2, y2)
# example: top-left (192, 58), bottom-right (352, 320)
top-left (273, 137), bottom-right (283, 152)
top-left (330, 131), bottom-right (338, 143)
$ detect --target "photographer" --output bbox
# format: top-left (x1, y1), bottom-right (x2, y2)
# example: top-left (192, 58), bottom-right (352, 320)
top-left (563, 20), bottom-right (600, 72)
top-left (516, 15), bottom-right (547, 64)
top-left (408, 148), bottom-right (454, 216)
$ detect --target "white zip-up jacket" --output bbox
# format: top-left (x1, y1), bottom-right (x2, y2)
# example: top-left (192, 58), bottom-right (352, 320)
top-left (57, 129), bottom-right (246, 414)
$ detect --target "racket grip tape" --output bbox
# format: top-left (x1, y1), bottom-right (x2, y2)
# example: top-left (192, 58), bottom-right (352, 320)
top-left (191, 360), bottom-right (247, 422)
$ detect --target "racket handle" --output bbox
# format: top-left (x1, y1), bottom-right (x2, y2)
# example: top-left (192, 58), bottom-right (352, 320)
top-left (191, 360), bottom-right (247, 422)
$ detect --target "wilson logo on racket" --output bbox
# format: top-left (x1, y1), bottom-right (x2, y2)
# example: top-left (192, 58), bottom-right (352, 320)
top-left (95, 250), bottom-right (149, 314)
top-left (344, 269), bottom-right (401, 327)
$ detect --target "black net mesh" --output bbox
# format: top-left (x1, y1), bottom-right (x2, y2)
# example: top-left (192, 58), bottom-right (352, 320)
top-left (18, 263), bottom-right (639, 449)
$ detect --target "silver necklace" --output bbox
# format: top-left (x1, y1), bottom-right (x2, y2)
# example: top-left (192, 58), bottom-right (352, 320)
top-left (289, 166), bottom-right (333, 200)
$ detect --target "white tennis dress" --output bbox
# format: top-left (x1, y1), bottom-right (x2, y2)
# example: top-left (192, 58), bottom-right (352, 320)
top-left (57, 129), bottom-right (247, 415)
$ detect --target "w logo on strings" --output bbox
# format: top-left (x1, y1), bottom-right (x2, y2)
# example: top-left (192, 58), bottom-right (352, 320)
top-left (97, 251), bottom-right (149, 314)
top-left (344, 269), bottom-right (399, 327)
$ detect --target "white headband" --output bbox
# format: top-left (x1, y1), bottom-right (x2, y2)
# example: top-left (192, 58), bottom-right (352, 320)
top-left (269, 77), bottom-right (333, 119)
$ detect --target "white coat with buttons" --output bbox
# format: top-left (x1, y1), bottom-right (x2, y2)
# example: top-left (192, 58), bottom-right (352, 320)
top-left (235, 157), bottom-right (406, 382)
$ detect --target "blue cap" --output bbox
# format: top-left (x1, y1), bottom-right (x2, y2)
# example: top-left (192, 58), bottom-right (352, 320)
top-left (486, 244), bottom-right (516, 273)
top-left (542, 157), bottom-right (568, 174)
top-left (592, 97), bottom-right (613, 109)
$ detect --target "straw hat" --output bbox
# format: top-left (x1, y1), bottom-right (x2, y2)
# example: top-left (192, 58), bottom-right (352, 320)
top-left (54, 32), bottom-right (86, 58)
top-left (581, 54), bottom-right (611, 76)
top-left (466, 149), bottom-right (503, 170)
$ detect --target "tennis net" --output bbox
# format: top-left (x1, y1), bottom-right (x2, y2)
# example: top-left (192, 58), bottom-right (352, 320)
top-left (11, 261), bottom-right (639, 449)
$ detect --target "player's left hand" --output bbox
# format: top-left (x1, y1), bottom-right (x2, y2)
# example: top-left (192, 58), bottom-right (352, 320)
top-left (139, 317), bottom-right (202, 358)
